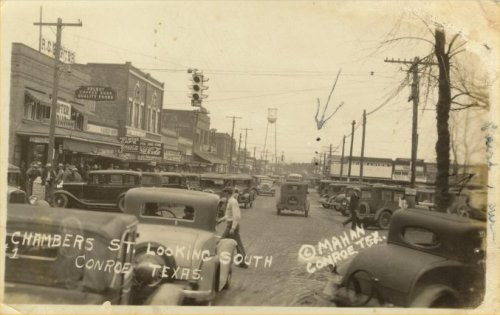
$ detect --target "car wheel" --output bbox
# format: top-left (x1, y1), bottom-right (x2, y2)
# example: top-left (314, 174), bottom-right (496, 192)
top-left (322, 203), bottom-right (330, 209)
top-left (117, 196), bottom-right (125, 212)
top-left (410, 284), bottom-right (459, 308)
top-left (377, 211), bottom-right (392, 230)
top-left (53, 194), bottom-right (69, 208)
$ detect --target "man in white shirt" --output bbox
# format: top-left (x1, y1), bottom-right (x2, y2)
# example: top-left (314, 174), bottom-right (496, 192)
top-left (218, 187), bottom-right (249, 268)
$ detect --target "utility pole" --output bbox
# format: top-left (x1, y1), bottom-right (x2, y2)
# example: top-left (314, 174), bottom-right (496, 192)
top-left (323, 152), bottom-right (327, 176)
top-left (384, 57), bottom-right (437, 188)
top-left (226, 115), bottom-right (241, 173)
top-left (253, 146), bottom-right (257, 174)
top-left (340, 135), bottom-right (345, 180)
top-left (236, 133), bottom-right (242, 173)
top-left (359, 110), bottom-right (367, 182)
top-left (242, 128), bottom-right (252, 173)
top-left (328, 144), bottom-right (332, 177)
top-left (38, 7), bottom-right (43, 52)
top-left (34, 18), bottom-right (82, 165)
top-left (347, 120), bottom-right (355, 180)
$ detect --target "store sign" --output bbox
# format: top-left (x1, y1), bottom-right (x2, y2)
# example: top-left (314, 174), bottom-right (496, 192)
top-left (405, 188), bottom-right (417, 196)
top-left (75, 86), bottom-right (116, 101)
top-left (164, 149), bottom-right (182, 162)
top-left (29, 136), bottom-right (49, 144)
top-left (86, 123), bottom-right (118, 136)
top-left (41, 37), bottom-right (75, 63)
top-left (57, 100), bottom-right (72, 120)
top-left (126, 128), bottom-right (147, 138)
top-left (120, 137), bottom-right (163, 157)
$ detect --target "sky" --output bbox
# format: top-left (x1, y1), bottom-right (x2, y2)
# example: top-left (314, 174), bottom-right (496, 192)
top-left (1, 0), bottom-right (498, 163)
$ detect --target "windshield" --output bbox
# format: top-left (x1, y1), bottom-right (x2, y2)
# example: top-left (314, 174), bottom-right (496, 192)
top-left (201, 179), bottom-right (224, 188)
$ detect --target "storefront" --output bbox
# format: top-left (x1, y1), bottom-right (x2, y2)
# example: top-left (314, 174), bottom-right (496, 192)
top-left (120, 136), bottom-right (164, 171)
top-left (193, 151), bottom-right (227, 173)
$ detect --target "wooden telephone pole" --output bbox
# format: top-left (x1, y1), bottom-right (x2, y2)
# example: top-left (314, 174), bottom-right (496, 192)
top-left (236, 133), bottom-right (242, 173)
top-left (359, 110), bottom-right (367, 181)
top-left (34, 18), bottom-right (82, 165)
top-left (340, 135), bottom-right (345, 180)
top-left (384, 57), bottom-right (437, 188)
top-left (242, 128), bottom-right (252, 173)
top-left (347, 120), bottom-right (356, 180)
top-left (226, 115), bottom-right (241, 173)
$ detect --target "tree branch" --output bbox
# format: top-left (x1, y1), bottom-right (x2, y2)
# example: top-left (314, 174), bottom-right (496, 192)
top-left (447, 33), bottom-right (462, 55)
top-left (381, 36), bottom-right (435, 46)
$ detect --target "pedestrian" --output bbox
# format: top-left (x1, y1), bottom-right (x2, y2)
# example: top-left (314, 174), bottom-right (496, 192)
top-left (25, 162), bottom-right (41, 196)
top-left (19, 161), bottom-right (27, 192)
top-left (342, 187), bottom-right (362, 230)
top-left (62, 165), bottom-right (73, 182)
top-left (55, 163), bottom-right (65, 188)
top-left (69, 166), bottom-right (83, 182)
top-left (218, 187), bottom-right (249, 268)
top-left (42, 163), bottom-right (57, 205)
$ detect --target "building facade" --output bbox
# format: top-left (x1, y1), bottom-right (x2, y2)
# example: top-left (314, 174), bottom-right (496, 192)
top-left (8, 43), bottom-right (122, 168)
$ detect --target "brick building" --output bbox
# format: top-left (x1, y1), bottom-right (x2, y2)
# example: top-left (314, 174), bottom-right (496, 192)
top-left (8, 43), bottom-right (121, 168)
top-left (73, 61), bottom-right (164, 168)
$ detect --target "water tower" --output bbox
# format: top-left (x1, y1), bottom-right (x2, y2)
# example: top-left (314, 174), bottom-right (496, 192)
top-left (262, 108), bottom-right (278, 173)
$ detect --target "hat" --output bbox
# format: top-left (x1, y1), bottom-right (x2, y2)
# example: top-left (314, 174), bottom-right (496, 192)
top-left (46, 163), bottom-right (52, 167)
top-left (58, 163), bottom-right (64, 167)
top-left (71, 166), bottom-right (78, 171)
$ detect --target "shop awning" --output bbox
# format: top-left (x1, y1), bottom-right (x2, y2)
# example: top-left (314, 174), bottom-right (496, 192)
top-left (26, 89), bottom-right (52, 106)
top-left (193, 151), bottom-right (227, 165)
top-left (16, 121), bottom-right (121, 147)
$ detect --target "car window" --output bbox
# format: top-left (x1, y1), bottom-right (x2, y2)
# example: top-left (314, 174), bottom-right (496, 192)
top-left (109, 174), bottom-right (122, 185)
top-left (124, 175), bottom-right (138, 185)
top-left (141, 202), bottom-right (195, 222)
top-left (361, 190), bottom-right (371, 200)
top-left (381, 190), bottom-right (393, 201)
top-left (288, 185), bottom-right (300, 191)
top-left (403, 226), bottom-right (440, 248)
top-left (142, 175), bottom-right (156, 185)
top-left (394, 192), bottom-right (404, 202)
top-left (162, 175), bottom-right (181, 185)
top-left (90, 174), bottom-right (107, 184)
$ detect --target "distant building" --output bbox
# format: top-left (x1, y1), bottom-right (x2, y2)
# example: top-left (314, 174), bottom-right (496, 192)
top-left (330, 155), bottom-right (393, 180)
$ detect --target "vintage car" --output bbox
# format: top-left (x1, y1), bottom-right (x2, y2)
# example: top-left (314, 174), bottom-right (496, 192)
top-left (123, 187), bottom-right (237, 305)
top-left (53, 170), bottom-right (142, 212)
top-left (320, 182), bottom-right (349, 209)
top-left (330, 184), bottom-right (369, 216)
top-left (329, 209), bottom-right (485, 308)
top-left (286, 173), bottom-right (303, 182)
top-left (357, 184), bottom-right (407, 229)
top-left (200, 173), bottom-right (226, 195)
top-left (276, 181), bottom-right (310, 217)
top-left (7, 164), bottom-right (27, 204)
top-left (257, 178), bottom-right (276, 197)
top-left (4, 204), bottom-right (145, 304)
top-left (224, 174), bottom-right (256, 208)
top-left (318, 179), bottom-right (335, 195)
top-left (140, 172), bottom-right (188, 190)
top-left (184, 173), bottom-right (202, 191)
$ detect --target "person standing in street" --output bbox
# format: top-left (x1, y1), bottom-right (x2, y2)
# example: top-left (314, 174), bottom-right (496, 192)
top-left (342, 187), bottom-right (361, 230)
top-left (218, 187), bottom-right (249, 268)
top-left (42, 163), bottom-right (57, 205)
top-left (25, 162), bottom-right (41, 196)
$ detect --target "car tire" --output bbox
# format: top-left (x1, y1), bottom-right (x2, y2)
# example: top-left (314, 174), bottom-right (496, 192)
top-left (322, 203), bottom-right (330, 209)
top-left (117, 196), bottom-right (126, 212)
top-left (377, 210), bottom-right (392, 230)
top-left (410, 284), bottom-right (459, 308)
top-left (53, 194), bottom-right (69, 208)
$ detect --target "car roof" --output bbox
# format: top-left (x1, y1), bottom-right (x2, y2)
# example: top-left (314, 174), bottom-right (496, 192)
top-left (89, 170), bottom-right (141, 176)
top-left (225, 174), bottom-right (253, 180)
top-left (8, 164), bottom-right (20, 173)
top-left (200, 173), bottom-right (226, 179)
top-left (159, 172), bottom-right (183, 176)
top-left (141, 172), bottom-right (160, 176)
top-left (124, 187), bottom-right (220, 231)
top-left (389, 209), bottom-right (485, 262)
top-left (8, 204), bottom-right (138, 240)
top-left (283, 181), bottom-right (308, 186)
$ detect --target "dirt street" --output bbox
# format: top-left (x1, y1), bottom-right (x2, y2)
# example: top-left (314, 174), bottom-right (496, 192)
top-left (215, 188), bottom-right (388, 306)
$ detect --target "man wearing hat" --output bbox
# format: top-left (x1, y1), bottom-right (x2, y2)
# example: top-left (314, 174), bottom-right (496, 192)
top-left (218, 187), bottom-right (249, 268)
top-left (25, 162), bottom-right (41, 196)
top-left (42, 163), bottom-right (57, 205)
top-left (343, 187), bottom-right (361, 230)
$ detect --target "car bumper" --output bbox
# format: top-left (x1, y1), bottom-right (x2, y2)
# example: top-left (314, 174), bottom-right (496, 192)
top-left (181, 289), bottom-right (214, 302)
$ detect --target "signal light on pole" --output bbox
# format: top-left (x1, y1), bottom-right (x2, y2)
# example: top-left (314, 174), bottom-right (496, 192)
top-left (188, 70), bottom-right (208, 107)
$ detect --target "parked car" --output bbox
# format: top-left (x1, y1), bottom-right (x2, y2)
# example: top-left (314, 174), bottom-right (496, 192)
top-left (53, 170), bottom-right (142, 212)
top-left (286, 173), bottom-right (303, 182)
top-left (257, 178), bottom-right (276, 197)
top-left (276, 181), bottom-right (310, 217)
top-left (318, 179), bottom-right (335, 195)
top-left (8, 163), bottom-right (21, 188)
top-left (320, 182), bottom-right (349, 209)
top-left (357, 184), bottom-right (407, 229)
top-left (4, 204), bottom-right (143, 304)
top-left (159, 172), bottom-right (188, 189)
top-left (330, 209), bottom-right (485, 308)
top-left (123, 187), bottom-right (237, 305)
top-left (184, 173), bottom-right (202, 191)
top-left (200, 173), bottom-right (226, 195)
top-left (224, 174), bottom-right (256, 208)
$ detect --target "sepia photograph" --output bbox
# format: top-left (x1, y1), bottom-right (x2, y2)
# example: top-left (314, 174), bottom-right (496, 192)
top-left (0, 0), bottom-right (499, 313)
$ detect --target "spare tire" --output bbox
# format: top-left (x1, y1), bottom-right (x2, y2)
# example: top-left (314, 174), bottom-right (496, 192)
top-left (134, 243), bottom-right (176, 287)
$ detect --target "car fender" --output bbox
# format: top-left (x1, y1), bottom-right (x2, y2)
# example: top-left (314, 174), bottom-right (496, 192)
top-left (198, 255), bottom-right (219, 293)
top-left (53, 190), bottom-right (81, 205)
top-left (116, 192), bottom-right (127, 203)
top-left (216, 238), bottom-right (237, 291)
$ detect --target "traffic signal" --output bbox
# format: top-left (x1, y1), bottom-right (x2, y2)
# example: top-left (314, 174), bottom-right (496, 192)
top-left (189, 71), bottom-right (208, 107)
